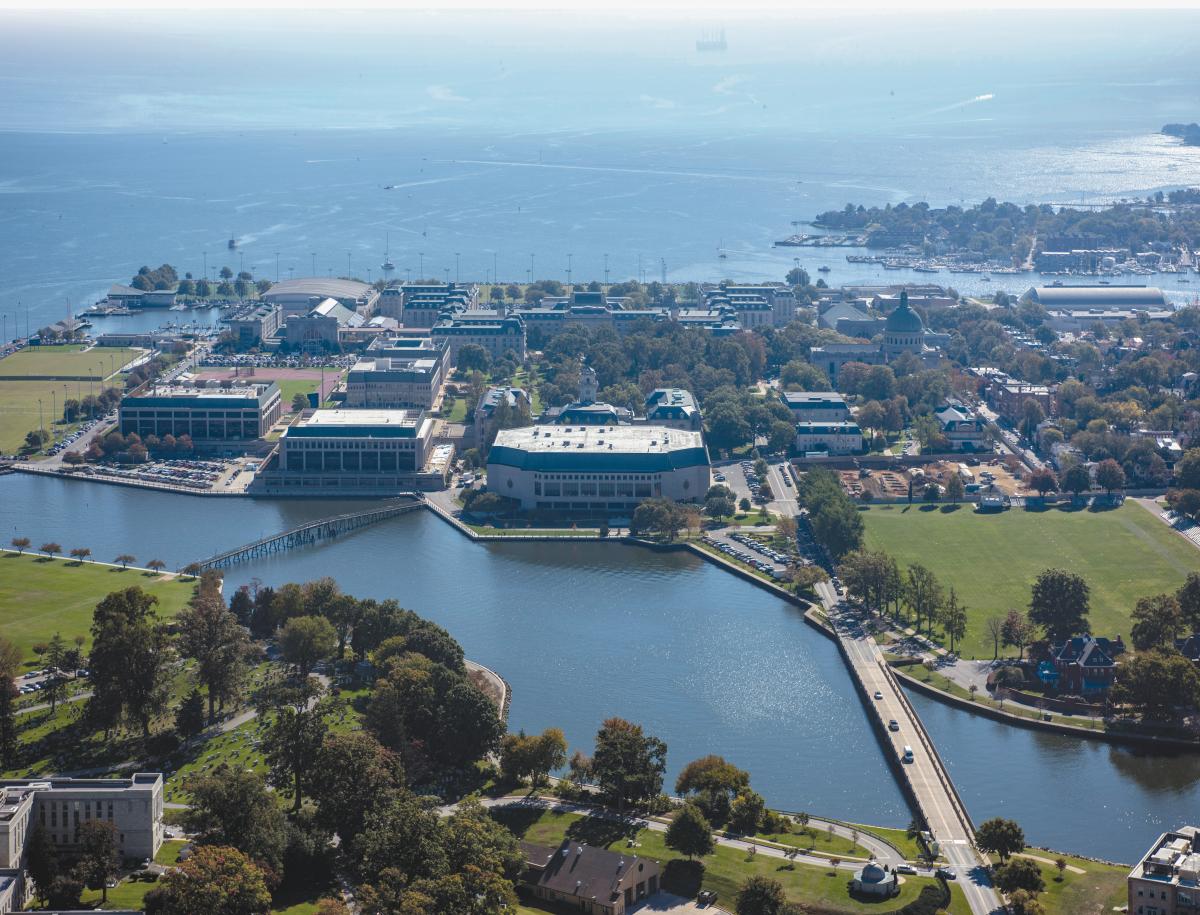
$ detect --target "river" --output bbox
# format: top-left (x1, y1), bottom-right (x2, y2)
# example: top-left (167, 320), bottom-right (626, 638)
top-left (1, 473), bottom-right (1197, 861)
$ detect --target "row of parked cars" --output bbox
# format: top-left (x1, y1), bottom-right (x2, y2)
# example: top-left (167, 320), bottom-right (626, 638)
top-left (728, 531), bottom-right (791, 565)
top-left (703, 534), bottom-right (789, 581)
top-left (201, 353), bottom-right (355, 369)
top-left (47, 413), bottom-right (114, 457)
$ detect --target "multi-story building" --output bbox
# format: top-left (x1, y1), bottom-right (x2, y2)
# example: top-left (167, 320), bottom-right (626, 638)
top-left (970, 367), bottom-right (1056, 423)
top-left (377, 282), bottom-right (478, 326)
top-left (225, 302), bottom-right (284, 349)
top-left (794, 421), bottom-right (865, 455)
top-left (780, 392), bottom-right (851, 423)
top-left (345, 340), bottom-right (447, 410)
top-left (1128, 825), bottom-right (1200, 915)
top-left (430, 314), bottom-right (527, 366)
top-left (810, 292), bottom-right (938, 383)
top-left (643, 389), bottom-right (702, 431)
top-left (702, 283), bottom-right (797, 327)
top-left (0, 774), bottom-right (164, 912)
top-left (488, 424), bottom-right (710, 513)
top-left (119, 383), bottom-right (282, 442)
top-left (282, 298), bottom-right (365, 352)
top-left (934, 399), bottom-right (989, 452)
top-left (258, 408), bottom-right (446, 493)
top-left (473, 386), bottom-right (532, 446)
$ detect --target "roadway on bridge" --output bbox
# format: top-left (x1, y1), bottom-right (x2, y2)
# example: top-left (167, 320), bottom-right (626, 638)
top-left (815, 580), bottom-right (1003, 915)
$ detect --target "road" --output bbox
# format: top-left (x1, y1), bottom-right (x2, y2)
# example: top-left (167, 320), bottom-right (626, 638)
top-left (816, 580), bottom-right (1003, 915)
top-left (764, 461), bottom-right (799, 515)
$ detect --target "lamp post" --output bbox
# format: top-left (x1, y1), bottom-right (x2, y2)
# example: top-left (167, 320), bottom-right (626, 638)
top-left (604, 253), bottom-right (610, 288)
top-left (455, 252), bottom-right (461, 284)
top-left (347, 252), bottom-right (352, 277)
top-left (275, 252), bottom-right (280, 281)
top-left (529, 253), bottom-right (535, 282)
top-left (419, 252), bottom-right (424, 278)
top-left (311, 253), bottom-right (317, 276)
top-left (567, 253), bottom-right (573, 286)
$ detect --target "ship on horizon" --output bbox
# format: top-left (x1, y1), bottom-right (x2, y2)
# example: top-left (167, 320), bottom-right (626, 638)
top-left (696, 29), bottom-right (727, 52)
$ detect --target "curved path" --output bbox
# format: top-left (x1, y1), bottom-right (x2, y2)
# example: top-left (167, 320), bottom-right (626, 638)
top-left (456, 795), bottom-right (921, 875)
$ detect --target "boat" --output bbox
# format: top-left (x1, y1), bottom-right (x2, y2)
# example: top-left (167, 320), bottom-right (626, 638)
top-left (228, 237), bottom-right (237, 250)
top-left (818, 265), bottom-right (831, 273)
top-left (381, 232), bottom-right (396, 274)
top-left (980, 275), bottom-right (991, 281)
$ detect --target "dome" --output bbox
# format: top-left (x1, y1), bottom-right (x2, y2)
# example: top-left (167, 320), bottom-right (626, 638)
top-left (885, 293), bottom-right (924, 334)
top-left (859, 862), bottom-right (888, 884)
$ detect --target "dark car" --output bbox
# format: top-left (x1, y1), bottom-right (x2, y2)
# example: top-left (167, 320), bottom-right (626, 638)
top-left (698, 890), bottom-right (719, 904)
top-left (936, 867), bottom-right (957, 881)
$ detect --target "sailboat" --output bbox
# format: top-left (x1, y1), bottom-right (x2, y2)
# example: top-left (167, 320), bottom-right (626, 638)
top-left (718, 238), bottom-right (727, 260)
top-left (381, 232), bottom-right (396, 275)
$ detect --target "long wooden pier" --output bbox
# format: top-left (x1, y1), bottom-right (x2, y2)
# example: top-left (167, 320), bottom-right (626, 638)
top-left (198, 497), bottom-right (425, 569)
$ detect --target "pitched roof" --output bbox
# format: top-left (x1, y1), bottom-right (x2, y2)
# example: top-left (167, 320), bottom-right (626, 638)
top-left (521, 840), bottom-right (658, 904)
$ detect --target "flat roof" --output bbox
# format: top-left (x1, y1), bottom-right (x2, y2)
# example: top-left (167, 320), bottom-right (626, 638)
top-left (1030, 285), bottom-right (1167, 308)
top-left (491, 424), bottom-right (708, 472)
top-left (782, 391), bottom-right (847, 406)
top-left (125, 383), bottom-right (278, 405)
top-left (298, 409), bottom-right (422, 428)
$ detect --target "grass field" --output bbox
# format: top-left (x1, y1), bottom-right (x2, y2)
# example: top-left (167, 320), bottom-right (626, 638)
top-left (0, 552), bottom-right (196, 665)
top-left (493, 807), bottom-right (969, 914)
top-left (0, 345), bottom-right (141, 379)
top-left (1015, 848), bottom-right (1128, 915)
top-left (0, 379), bottom-right (90, 452)
top-left (862, 502), bottom-right (1198, 659)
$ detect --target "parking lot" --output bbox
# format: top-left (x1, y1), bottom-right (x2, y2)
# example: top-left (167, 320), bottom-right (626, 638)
top-left (73, 456), bottom-right (253, 492)
top-left (702, 529), bottom-right (796, 581)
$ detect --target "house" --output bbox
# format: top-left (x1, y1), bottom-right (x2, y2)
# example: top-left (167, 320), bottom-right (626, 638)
top-left (1044, 636), bottom-right (1119, 693)
top-left (934, 399), bottom-right (989, 452)
top-left (519, 840), bottom-right (661, 915)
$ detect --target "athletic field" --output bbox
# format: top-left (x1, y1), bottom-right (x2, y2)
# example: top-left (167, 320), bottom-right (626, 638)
top-left (0, 345), bottom-right (141, 380)
top-left (862, 501), bottom-right (1197, 659)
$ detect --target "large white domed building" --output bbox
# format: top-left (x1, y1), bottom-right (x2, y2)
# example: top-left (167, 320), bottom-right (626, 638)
top-left (810, 290), bottom-right (944, 384)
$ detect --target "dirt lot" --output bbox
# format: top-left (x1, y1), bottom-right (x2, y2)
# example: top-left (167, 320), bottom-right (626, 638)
top-left (840, 457), bottom-right (1027, 500)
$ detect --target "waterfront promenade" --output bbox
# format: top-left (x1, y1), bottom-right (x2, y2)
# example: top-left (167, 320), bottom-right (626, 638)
top-left (814, 579), bottom-right (1003, 915)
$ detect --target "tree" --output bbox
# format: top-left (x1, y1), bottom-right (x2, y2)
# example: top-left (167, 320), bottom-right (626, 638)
top-left (945, 473), bottom-right (965, 504)
top-left (904, 564), bottom-right (944, 635)
top-left (811, 500), bottom-right (864, 560)
top-left (1008, 889), bottom-right (1047, 915)
top-left (995, 857), bottom-right (1045, 895)
top-left (25, 824), bottom-right (58, 903)
top-left (666, 802), bottom-right (715, 860)
top-left (1001, 609), bottom-right (1035, 660)
top-left (739, 497), bottom-right (752, 513)
top-left (1029, 569), bottom-right (1089, 642)
top-left (114, 553), bottom-right (135, 569)
top-left (940, 588), bottom-right (968, 654)
top-left (1112, 649), bottom-right (1200, 720)
top-left (1054, 858), bottom-right (1067, 880)
top-left (975, 817), bottom-right (1025, 863)
top-left (176, 688), bottom-right (206, 738)
top-left (310, 732), bottom-right (405, 849)
top-left (265, 697), bottom-right (334, 811)
top-left (499, 728), bottom-right (567, 788)
top-left (147, 558), bottom-right (167, 574)
top-left (279, 615), bottom-right (336, 677)
top-left (183, 767), bottom-right (287, 874)
top-left (88, 586), bottom-right (173, 737)
top-left (146, 845), bottom-right (272, 915)
top-left (591, 717), bottom-right (667, 812)
top-left (177, 595), bottom-right (250, 722)
top-left (69, 546), bottom-right (91, 564)
top-left (1094, 458), bottom-right (1126, 496)
top-left (1176, 448), bottom-right (1200, 490)
top-left (736, 875), bottom-right (787, 915)
top-left (705, 495), bottom-right (736, 520)
top-left (11, 537), bottom-right (30, 554)
top-left (77, 820), bottom-right (119, 903)
top-left (985, 616), bottom-right (1004, 660)
top-left (1028, 467), bottom-right (1057, 498)
top-left (291, 392), bottom-right (310, 412)
top-left (1130, 593), bottom-right (1184, 651)
top-left (1020, 398), bottom-right (1046, 441)
top-left (40, 542), bottom-right (61, 560)
top-left (0, 638), bottom-right (18, 770)
top-left (1060, 462), bottom-right (1091, 498)
top-left (457, 344), bottom-right (492, 374)
top-left (729, 790), bottom-right (766, 835)
top-left (1177, 572), bottom-right (1200, 633)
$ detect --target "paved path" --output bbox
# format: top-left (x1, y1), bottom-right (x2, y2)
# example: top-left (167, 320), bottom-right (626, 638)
top-left (817, 581), bottom-right (1003, 915)
top-left (459, 796), bottom-right (919, 874)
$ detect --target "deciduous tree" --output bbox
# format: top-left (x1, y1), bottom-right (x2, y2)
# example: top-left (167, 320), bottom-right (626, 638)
top-left (177, 595), bottom-right (250, 722)
top-left (1029, 569), bottom-right (1090, 642)
top-left (1130, 593), bottom-right (1184, 651)
top-left (279, 615), bottom-right (336, 677)
top-left (146, 845), bottom-right (271, 915)
top-left (666, 802), bottom-right (715, 860)
top-left (77, 820), bottom-right (119, 903)
top-left (591, 717), bottom-right (667, 813)
top-left (736, 875), bottom-right (787, 915)
top-left (88, 586), bottom-right (173, 737)
top-left (975, 817), bottom-right (1025, 863)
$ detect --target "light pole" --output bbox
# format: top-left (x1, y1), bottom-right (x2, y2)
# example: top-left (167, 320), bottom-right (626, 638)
top-left (311, 253), bottom-right (317, 276)
top-left (275, 252), bottom-right (280, 281)
top-left (51, 390), bottom-right (56, 438)
top-left (455, 252), bottom-right (460, 284)
top-left (493, 252), bottom-right (498, 285)
top-left (347, 251), bottom-right (352, 277)
top-left (604, 253), bottom-right (609, 288)
top-left (443, 267), bottom-right (450, 283)
top-left (203, 251), bottom-right (207, 280)
top-left (567, 253), bottom-right (573, 286)
top-left (529, 253), bottom-right (535, 282)
top-left (419, 252), bottom-right (424, 278)
top-left (405, 267), bottom-right (412, 284)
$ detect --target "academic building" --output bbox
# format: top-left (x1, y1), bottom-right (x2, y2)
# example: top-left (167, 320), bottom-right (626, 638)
top-left (345, 339), bottom-right (448, 410)
top-left (487, 424), bottom-right (710, 513)
top-left (0, 774), bottom-right (164, 913)
top-left (257, 409), bottom-right (448, 493)
top-left (118, 383), bottom-right (282, 441)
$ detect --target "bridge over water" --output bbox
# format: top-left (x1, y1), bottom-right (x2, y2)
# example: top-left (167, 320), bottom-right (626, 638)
top-left (197, 496), bottom-right (425, 569)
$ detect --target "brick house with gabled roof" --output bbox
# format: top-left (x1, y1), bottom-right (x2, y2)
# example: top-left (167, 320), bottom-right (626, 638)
top-left (519, 839), bottom-right (661, 915)
top-left (1049, 635), bottom-right (1119, 693)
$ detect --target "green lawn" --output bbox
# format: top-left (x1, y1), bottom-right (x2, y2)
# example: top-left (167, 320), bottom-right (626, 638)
top-left (0, 552), bottom-right (196, 665)
top-left (443, 397), bottom-right (469, 422)
top-left (862, 502), bottom-right (1198, 659)
top-left (0, 379), bottom-right (98, 453)
top-left (0, 345), bottom-right (142, 379)
top-left (1014, 848), bottom-right (1128, 915)
top-left (277, 378), bottom-right (321, 411)
top-left (493, 807), bottom-right (963, 914)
